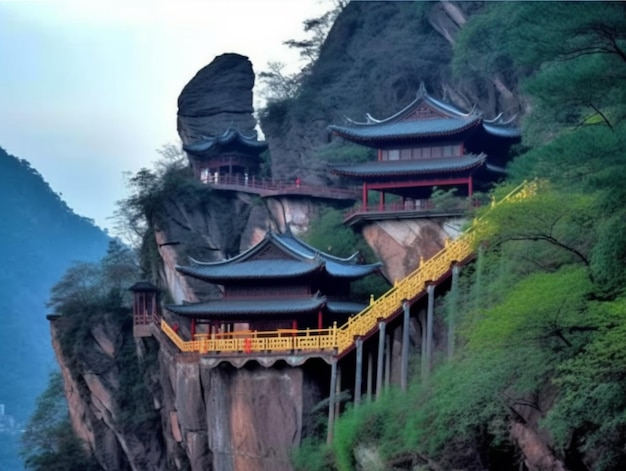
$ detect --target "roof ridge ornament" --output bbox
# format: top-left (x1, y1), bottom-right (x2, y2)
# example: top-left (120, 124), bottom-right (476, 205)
top-left (417, 81), bottom-right (427, 97)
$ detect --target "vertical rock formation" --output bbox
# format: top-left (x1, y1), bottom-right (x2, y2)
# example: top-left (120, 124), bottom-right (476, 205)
top-left (177, 53), bottom-right (258, 144)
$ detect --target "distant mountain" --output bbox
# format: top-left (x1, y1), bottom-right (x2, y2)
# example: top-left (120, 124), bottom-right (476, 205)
top-left (0, 147), bottom-right (109, 469)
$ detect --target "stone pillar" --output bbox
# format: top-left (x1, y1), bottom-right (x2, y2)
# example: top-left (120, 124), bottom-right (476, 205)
top-left (400, 300), bottom-right (410, 392)
top-left (448, 265), bottom-right (460, 359)
top-left (354, 338), bottom-right (363, 406)
top-left (327, 358), bottom-right (337, 444)
top-left (376, 321), bottom-right (386, 399)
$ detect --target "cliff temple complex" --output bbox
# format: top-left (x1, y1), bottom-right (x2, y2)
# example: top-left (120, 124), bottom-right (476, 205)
top-left (119, 77), bottom-right (526, 471)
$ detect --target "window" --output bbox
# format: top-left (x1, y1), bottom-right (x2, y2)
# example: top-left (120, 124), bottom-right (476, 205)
top-left (388, 149), bottom-right (399, 161)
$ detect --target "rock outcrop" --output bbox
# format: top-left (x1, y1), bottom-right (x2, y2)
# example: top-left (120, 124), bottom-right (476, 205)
top-left (362, 218), bottom-right (464, 282)
top-left (177, 53), bottom-right (258, 144)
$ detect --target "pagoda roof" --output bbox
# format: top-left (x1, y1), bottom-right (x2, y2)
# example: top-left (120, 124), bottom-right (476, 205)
top-left (329, 84), bottom-right (520, 143)
top-left (178, 231), bottom-right (381, 281)
top-left (326, 300), bottom-right (368, 314)
top-left (183, 128), bottom-right (268, 156)
top-left (166, 294), bottom-right (326, 319)
top-left (177, 259), bottom-right (323, 282)
top-left (128, 281), bottom-right (159, 292)
top-left (332, 154), bottom-right (486, 178)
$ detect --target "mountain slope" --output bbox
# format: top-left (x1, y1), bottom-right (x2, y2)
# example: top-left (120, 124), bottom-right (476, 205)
top-left (0, 147), bottom-right (109, 469)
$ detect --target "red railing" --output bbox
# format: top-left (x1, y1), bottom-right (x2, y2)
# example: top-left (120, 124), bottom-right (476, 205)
top-left (201, 174), bottom-right (359, 199)
top-left (344, 198), bottom-right (474, 220)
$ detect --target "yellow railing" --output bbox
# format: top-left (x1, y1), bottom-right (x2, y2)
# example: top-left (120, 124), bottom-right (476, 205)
top-left (160, 180), bottom-right (535, 356)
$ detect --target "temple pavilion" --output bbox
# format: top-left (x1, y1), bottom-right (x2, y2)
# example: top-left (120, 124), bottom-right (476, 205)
top-left (166, 230), bottom-right (382, 337)
top-left (329, 84), bottom-right (520, 218)
top-left (183, 127), bottom-right (267, 184)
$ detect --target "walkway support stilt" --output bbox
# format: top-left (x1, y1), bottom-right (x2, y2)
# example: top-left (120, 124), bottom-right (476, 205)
top-left (400, 300), bottom-right (410, 391)
top-left (355, 337), bottom-right (363, 406)
top-left (366, 351), bottom-right (373, 402)
top-left (385, 333), bottom-right (391, 388)
top-left (327, 358), bottom-right (337, 444)
top-left (448, 264), bottom-right (460, 359)
top-left (425, 284), bottom-right (435, 377)
top-left (376, 321), bottom-right (386, 399)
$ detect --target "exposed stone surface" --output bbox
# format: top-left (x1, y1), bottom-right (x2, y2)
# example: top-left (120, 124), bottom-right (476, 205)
top-left (177, 53), bottom-right (258, 145)
top-left (51, 318), bottom-right (168, 471)
top-left (361, 218), bottom-right (464, 282)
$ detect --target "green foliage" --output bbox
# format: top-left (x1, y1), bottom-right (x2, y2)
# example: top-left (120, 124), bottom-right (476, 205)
top-left (303, 208), bottom-right (390, 300)
top-left (21, 372), bottom-right (101, 471)
top-left (291, 438), bottom-right (336, 471)
top-left (544, 297), bottom-right (626, 470)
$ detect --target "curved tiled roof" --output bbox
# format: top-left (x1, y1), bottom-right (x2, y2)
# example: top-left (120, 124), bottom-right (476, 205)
top-left (332, 154), bottom-right (486, 178)
top-left (181, 231), bottom-right (381, 281)
top-left (166, 294), bottom-right (326, 319)
top-left (326, 300), bottom-right (368, 314)
top-left (176, 259), bottom-right (322, 281)
top-left (331, 84), bottom-right (519, 142)
top-left (183, 128), bottom-right (268, 155)
top-left (329, 117), bottom-right (482, 142)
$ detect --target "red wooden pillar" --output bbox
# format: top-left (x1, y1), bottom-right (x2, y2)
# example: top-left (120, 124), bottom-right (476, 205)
top-left (379, 192), bottom-right (385, 211)
top-left (362, 182), bottom-right (368, 208)
top-left (468, 176), bottom-right (473, 196)
top-left (292, 320), bottom-right (298, 330)
top-left (191, 318), bottom-right (196, 338)
top-left (318, 310), bottom-right (323, 330)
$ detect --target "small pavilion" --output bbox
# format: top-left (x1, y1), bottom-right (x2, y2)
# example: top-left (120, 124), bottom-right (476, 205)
top-left (329, 84), bottom-right (520, 216)
top-left (183, 128), bottom-right (268, 184)
top-left (166, 230), bottom-right (382, 338)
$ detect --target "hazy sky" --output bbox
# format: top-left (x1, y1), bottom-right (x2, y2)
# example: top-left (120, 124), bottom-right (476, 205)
top-left (0, 0), bottom-right (332, 232)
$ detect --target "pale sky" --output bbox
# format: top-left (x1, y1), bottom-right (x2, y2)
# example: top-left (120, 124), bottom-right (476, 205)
top-left (0, 0), bottom-right (333, 232)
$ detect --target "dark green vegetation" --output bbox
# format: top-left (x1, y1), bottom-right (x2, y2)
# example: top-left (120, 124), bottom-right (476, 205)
top-left (303, 207), bottom-right (390, 300)
top-left (0, 148), bottom-right (108, 469)
top-left (294, 3), bottom-right (626, 470)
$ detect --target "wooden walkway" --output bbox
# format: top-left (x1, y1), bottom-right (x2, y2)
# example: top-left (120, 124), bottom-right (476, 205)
top-left (204, 175), bottom-right (359, 201)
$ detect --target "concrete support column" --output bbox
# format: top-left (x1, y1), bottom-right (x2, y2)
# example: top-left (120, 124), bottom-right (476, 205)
top-left (400, 300), bottom-right (410, 392)
top-left (376, 321), bottom-right (386, 399)
top-left (354, 338), bottom-right (363, 406)
top-left (425, 284), bottom-right (435, 377)
top-left (449, 265), bottom-right (460, 359)
top-left (327, 358), bottom-right (338, 444)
